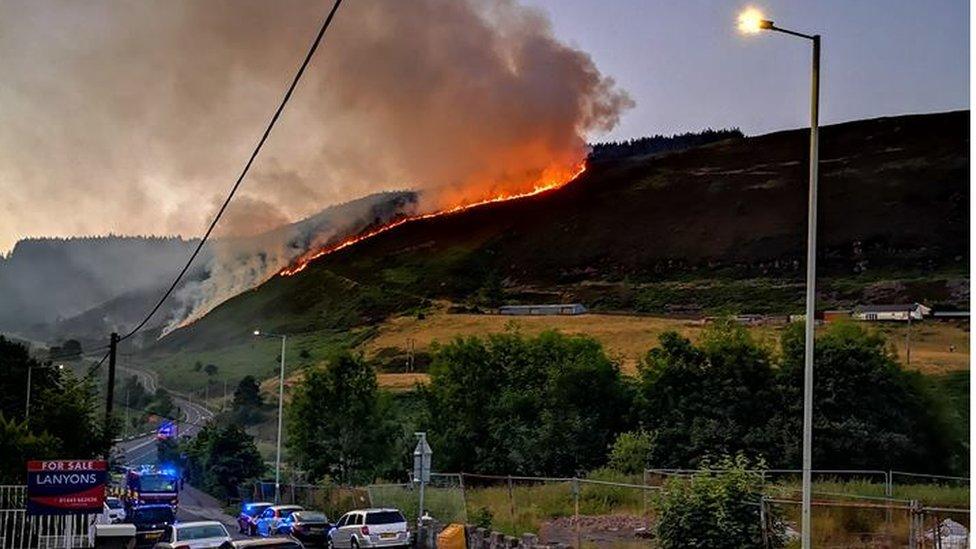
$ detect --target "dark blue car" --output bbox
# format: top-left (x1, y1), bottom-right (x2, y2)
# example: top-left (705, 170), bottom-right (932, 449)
top-left (277, 511), bottom-right (331, 547)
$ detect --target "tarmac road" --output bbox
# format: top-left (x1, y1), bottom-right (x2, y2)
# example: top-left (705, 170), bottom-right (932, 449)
top-left (112, 367), bottom-right (242, 535)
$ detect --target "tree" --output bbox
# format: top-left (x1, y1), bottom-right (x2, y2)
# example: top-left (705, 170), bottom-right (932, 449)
top-left (0, 414), bottom-right (58, 483)
top-left (232, 376), bottom-right (264, 425)
top-left (424, 330), bottom-right (633, 476)
top-left (0, 337), bottom-right (115, 481)
top-left (30, 368), bottom-right (115, 459)
top-left (120, 375), bottom-right (151, 409)
top-left (654, 455), bottom-right (783, 548)
top-left (184, 423), bottom-right (264, 499)
top-left (146, 388), bottom-right (176, 418)
top-left (60, 339), bottom-right (82, 360)
top-left (287, 353), bottom-right (397, 484)
top-left (203, 363), bottom-right (218, 377)
top-left (777, 322), bottom-right (962, 473)
top-left (636, 322), bottom-right (783, 467)
top-left (1, 336), bottom-right (58, 422)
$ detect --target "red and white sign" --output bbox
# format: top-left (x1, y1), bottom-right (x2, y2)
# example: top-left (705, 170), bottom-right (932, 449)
top-left (26, 460), bottom-right (107, 516)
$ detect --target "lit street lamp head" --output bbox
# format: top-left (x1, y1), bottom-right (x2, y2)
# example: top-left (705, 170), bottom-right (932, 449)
top-left (253, 329), bottom-right (261, 336)
top-left (737, 7), bottom-right (773, 34)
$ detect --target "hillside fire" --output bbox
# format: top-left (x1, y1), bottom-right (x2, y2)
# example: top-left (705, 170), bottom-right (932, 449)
top-left (279, 162), bottom-right (587, 276)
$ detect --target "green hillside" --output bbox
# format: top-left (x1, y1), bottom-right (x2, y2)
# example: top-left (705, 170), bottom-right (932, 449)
top-left (141, 111), bottom-right (969, 387)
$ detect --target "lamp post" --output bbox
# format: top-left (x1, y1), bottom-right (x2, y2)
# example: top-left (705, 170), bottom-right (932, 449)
top-left (254, 329), bottom-right (287, 504)
top-left (739, 8), bottom-right (820, 548)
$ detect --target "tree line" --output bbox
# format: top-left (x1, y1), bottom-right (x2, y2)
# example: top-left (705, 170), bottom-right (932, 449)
top-left (282, 321), bottom-right (965, 484)
top-left (588, 128), bottom-right (744, 162)
top-left (0, 336), bottom-right (114, 483)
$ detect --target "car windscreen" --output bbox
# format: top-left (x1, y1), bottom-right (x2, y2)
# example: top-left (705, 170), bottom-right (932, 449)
top-left (177, 524), bottom-right (227, 540)
top-left (106, 499), bottom-right (123, 509)
top-left (295, 512), bottom-right (327, 523)
top-left (131, 507), bottom-right (174, 525)
top-left (136, 474), bottom-right (176, 492)
top-left (365, 511), bottom-right (406, 525)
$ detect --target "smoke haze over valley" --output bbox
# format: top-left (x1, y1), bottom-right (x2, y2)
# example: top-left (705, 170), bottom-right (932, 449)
top-left (0, 0), bottom-right (631, 253)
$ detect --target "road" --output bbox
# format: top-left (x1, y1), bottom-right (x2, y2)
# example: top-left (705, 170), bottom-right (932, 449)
top-left (113, 366), bottom-right (240, 532)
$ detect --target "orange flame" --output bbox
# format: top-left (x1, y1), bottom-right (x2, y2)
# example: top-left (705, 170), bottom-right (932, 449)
top-left (279, 162), bottom-right (586, 276)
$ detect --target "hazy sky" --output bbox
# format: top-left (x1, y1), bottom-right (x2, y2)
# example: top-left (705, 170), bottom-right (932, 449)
top-left (0, 1), bottom-right (968, 251)
top-left (525, 0), bottom-right (970, 140)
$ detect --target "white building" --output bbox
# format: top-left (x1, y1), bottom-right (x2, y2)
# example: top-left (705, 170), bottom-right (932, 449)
top-left (852, 303), bottom-right (931, 322)
top-left (498, 304), bottom-right (587, 316)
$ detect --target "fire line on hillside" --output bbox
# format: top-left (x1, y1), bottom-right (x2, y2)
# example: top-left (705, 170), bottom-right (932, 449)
top-left (278, 163), bottom-right (587, 276)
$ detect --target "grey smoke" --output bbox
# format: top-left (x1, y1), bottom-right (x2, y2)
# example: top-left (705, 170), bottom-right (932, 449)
top-left (0, 0), bottom-right (632, 330)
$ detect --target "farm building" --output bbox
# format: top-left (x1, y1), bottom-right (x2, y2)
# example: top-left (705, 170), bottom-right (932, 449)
top-left (852, 303), bottom-right (931, 322)
top-left (499, 304), bottom-right (587, 316)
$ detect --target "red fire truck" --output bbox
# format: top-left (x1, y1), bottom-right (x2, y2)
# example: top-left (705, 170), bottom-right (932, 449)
top-left (124, 467), bottom-right (180, 511)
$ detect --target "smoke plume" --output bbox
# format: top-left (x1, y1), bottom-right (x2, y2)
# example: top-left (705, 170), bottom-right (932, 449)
top-left (0, 0), bottom-right (632, 328)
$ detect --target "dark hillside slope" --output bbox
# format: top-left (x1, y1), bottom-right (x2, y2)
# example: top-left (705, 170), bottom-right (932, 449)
top-left (158, 111), bottom-right (968, 350)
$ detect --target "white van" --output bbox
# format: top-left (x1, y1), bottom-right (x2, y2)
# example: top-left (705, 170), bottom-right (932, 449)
top-left (328, 508), bottom-right (408, 548)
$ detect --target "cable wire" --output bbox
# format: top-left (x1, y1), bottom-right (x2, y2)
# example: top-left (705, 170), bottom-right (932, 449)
top-left (118, 0), bottom-right (345, 342)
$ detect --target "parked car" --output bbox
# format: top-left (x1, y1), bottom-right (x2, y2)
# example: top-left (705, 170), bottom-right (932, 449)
top-left (222, 538), bottom-right (305, 549)
top-left (97, 497), bottom-right (127, 524)
top-left (238, 502), bottom-right (274, 535)
top-left (255, 505), bottom-right (304, 537)
top-left (328, 509), bottom-right (408, 548)
top-left (278, 511), bottom-right (330, 546)
top-left (152, 521), bottom-right (232, 549)
top-left (126, 504), bottom-right (176, 549)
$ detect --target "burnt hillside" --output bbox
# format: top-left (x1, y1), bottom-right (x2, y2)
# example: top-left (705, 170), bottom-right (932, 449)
top-left (160, 111), bottom-right (968, 350)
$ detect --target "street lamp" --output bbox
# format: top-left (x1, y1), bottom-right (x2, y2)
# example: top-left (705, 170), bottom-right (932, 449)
top-left (253, 329), bottom-right (287, 504)
top-left (738, 7), bottom-right (820, 549)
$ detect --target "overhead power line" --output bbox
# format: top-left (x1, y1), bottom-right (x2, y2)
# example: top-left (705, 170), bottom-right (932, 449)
top-left (118, 0), bottom-right (345, 343)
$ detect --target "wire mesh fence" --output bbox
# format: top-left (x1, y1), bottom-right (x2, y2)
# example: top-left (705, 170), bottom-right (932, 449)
top-left (367, 473), bottom-right (467, 525)
top-left (242, 481), bottom-right (371, 522)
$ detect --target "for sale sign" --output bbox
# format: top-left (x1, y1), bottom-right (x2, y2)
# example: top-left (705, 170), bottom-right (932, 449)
top-left (26, 460), bottom-right (107, 516)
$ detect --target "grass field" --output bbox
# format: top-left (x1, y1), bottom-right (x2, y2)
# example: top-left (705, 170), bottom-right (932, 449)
top-left (366, 309), bottom-right (969, 377)
top-left (369, 472), bottom-right (969, 544)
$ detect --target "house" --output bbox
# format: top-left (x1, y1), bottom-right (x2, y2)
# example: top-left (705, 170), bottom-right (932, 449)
top-left (852, 303), bottom-right (931, 322)
top-left (498, 304), bottom-right (587, 316)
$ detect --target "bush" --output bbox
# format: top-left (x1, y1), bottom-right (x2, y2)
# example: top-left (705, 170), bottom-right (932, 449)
top-left (607, 430), bottom-right (654, 475)
top-left (654, 455), bottom-right (783, 549)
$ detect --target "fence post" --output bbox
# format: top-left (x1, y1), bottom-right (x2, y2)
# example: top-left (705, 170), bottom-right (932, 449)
top-left (641, 469), bottom-right (648, 517)
top-left (759, 496), bottom-right (769, 549)
top-left (458, 473), bottom-right (467, 521)
top-left (506, 475), bottom-right (515, 530)
top-left (573, 477), bottom-right (581, 549)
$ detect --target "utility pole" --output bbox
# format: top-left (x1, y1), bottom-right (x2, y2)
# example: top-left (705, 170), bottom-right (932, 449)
top-left (905, 309), bottom-right (912, 366)
top-left (124, 385), bottom-right (130, 438)
top-left (105, 332), bottom-right (119, 426)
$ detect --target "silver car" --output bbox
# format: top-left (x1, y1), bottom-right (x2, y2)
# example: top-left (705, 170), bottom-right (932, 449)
top-left (328, 509), bottom-right (408, 548)
top-left (152, 521), bottom-right (232, 549)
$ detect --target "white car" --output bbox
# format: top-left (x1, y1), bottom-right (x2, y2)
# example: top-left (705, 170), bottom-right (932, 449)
top-left (102, 497), bottom-right (127, 523)
top-left (328, 509), bottom-right (408, 548)
top-left (152, 521), bottom-right (232, 549)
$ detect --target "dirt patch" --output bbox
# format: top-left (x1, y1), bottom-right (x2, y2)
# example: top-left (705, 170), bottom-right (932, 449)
top-left (539, 515), bottom-right (653, 547)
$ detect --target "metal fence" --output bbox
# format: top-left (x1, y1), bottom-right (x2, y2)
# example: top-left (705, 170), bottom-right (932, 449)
top-left (0, 486), bottom-right (95, 549)
top-left (242, 481), bottom-right (371, 521)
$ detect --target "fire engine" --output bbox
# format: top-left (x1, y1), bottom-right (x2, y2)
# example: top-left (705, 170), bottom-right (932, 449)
top-left (124, 466), bottom-right (180, 511)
